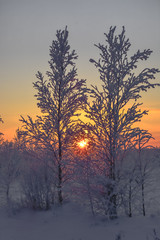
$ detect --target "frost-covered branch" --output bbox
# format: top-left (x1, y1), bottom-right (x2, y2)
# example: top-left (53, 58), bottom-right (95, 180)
top-left (86, 26), bottom-right (160, 219)
top-left (19, 27), bottom-right (87, 205)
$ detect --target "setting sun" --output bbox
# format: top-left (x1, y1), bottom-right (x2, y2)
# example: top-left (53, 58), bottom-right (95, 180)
top-left (77, 139), bottom-right (88, 149)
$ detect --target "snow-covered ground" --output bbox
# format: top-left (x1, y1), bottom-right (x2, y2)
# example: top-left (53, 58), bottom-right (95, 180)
top-left (0, 202), bottom-right (160, 240)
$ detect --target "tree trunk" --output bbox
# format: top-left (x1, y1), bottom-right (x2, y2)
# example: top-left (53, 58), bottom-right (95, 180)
top-left (107, 178), bottom-right (117, 219)
top-left (6, 184), bottom-right (10, 203)
top-left (128, 181), bottom-right (132, 217)
top-left (58, 163), bottom-right (63, 204)
top-left (141, 182), bottom-right (146, 216)
top-left (109, 158), bottom-right (117, 219)
top-left (86, 170), bottom-right (95, 215)
top-left (109, 193), bottom-right (117, 219)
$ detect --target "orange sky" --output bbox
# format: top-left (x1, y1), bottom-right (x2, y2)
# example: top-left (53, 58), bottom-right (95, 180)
top-left (136, 109), bottom-right (160, 147)
top-left (1, 105), bottom-right (160, 147)
top-left (0, 0), bottom-right (160, 146)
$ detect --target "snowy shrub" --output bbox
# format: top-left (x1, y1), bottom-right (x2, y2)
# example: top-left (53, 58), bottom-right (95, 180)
top-left (0, 141), bottom-right (20, 204)
top-left (21, 164), bottom-right (55, 210)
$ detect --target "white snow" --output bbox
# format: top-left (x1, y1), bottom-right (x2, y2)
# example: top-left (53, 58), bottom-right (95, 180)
top-left (0, 202), bottom-right (160, 240)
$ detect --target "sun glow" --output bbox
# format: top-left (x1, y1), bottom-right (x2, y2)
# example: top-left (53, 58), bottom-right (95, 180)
top-left (77, 139), bottom-right (88, 149)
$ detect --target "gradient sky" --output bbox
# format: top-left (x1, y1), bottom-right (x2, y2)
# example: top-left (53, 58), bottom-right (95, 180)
top-left (0, 0), bottom-right (160, 145)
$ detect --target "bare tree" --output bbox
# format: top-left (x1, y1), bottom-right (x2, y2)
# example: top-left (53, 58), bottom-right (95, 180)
top-left (0, 141), bottom-right (20, 203)
top-left (120, 156), bottom-right (137, 217)
top-left (85, 26), bottom-right (160, 218)
top-left (19, 27), bottom-right (87, 205)
top-left (134, 129), bottom-right (154, 216)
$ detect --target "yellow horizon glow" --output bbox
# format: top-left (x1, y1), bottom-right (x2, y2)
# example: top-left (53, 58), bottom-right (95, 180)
top-left (1, 108), bottom-right (160, 147)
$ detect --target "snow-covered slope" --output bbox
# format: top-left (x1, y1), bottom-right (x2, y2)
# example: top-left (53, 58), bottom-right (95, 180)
top-left (0, 202), bottom-right (160, 240)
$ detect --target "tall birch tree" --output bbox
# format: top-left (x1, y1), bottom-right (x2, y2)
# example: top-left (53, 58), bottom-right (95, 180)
top-left (19, 27), bottom-right (87, 204)
top-left (85, 26), bottom-right (160, 218)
